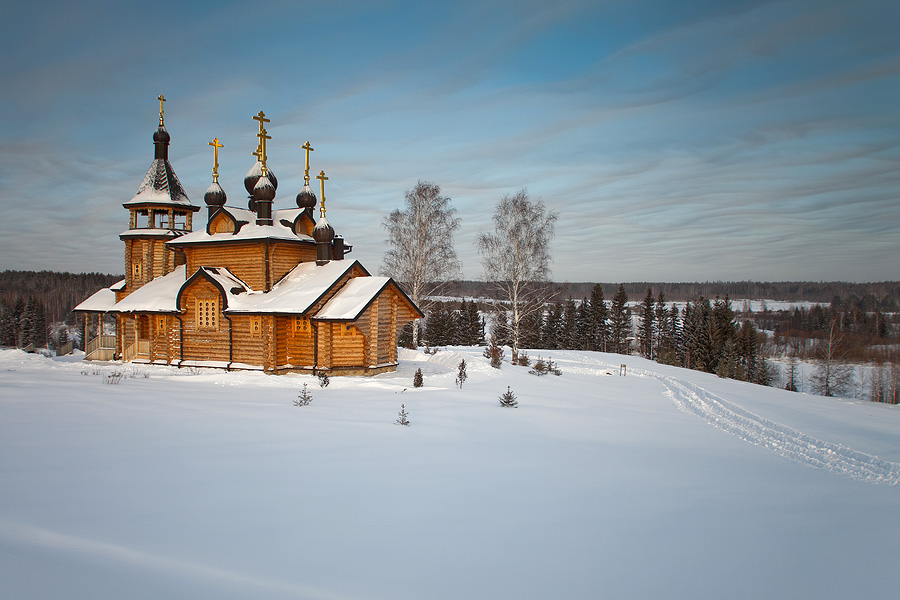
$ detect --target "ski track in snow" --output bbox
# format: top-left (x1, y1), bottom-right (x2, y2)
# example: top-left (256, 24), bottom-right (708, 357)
top-left (568, 355), bottom-right (900, 487)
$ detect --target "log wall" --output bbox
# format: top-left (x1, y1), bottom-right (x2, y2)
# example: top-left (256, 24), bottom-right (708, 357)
top-left (178, 278), bottom-right (230, 363)
top-left (186, 242), bottom-right (266, 290)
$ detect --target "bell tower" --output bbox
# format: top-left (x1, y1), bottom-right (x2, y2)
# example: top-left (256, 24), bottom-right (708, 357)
top-left (119, 95), bottom-right (199, 298)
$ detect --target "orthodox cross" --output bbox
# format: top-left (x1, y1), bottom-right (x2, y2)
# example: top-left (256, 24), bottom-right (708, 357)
top-left (157, 94), bottom-right (166, 125)
top-left (316, 170), bottom-right (328, 217)
top-left (208, 137), bottom-right (223, 183)
top-left (252, 111), bottom-right (272, 174)
top-left (258, 128), bottom-right (271, 175)
top-left (301, 141), bottom-right (314, 184)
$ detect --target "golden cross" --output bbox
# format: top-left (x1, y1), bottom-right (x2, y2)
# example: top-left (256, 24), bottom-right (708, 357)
top-left (157, 94), bottom-right (166, 125)
top-left (316, 170), bottom-right (328, 216)
top-left (258, 127), bottom-right (272, 175)
top-left (252, 111), bottom-right (272, 174)
top-left (208, 137), bottom-right (223, 182)
top-left (301, 141), bottom-right (314, 183)
top-left (252, 143), bottom-right (262, 161)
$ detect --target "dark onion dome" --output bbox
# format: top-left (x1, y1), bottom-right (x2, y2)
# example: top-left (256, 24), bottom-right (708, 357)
top-left (153, 124), bottom-right (171, 144)
top-left (295, 183), bottom-right (317, 209)
top-left (253, 173), bottom-right (276, 203)
top-left (312, 216), bottom-right (335, 243)
top-left (244, 161), bottom-right (277, 195)
top-left (203, 181), bottom-right (227, 207)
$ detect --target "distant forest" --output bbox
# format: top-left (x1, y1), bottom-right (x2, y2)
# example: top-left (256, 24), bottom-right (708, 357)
top-left (2, 271), bottom-right (900, 327)
top-left (451, 280), bottom-right (900, 308)
top-left (0, 270), bottom-right (123, 324)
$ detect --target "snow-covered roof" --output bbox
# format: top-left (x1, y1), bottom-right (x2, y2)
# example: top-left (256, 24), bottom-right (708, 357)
top-left (73, 284), bottom-right (122, 312)
top-left (186, 267), bottom-right (252, 308)
top-left (119, 228), bottom-right (184, 238)
top-left (314, 277), bottom-right (391, 321)
top-left (124, 159), bottom-right (195, 209)
top-left (170, 206), bottom-right (313, 245)
top-left (112, 266), bottom-right (187, 313)
top-left (226, 260), bottom-right (362, 314)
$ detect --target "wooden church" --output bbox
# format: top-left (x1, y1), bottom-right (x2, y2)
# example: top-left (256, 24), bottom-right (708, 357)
top-left (75, 97), bottom-right (422, 375)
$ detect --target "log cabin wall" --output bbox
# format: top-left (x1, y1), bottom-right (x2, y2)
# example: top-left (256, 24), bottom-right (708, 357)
top-left (378, 292), bottom-right (395, 365)
top-left (269, 242), bottom-right (317, 284)
top-left (185, 242), bottom-right (266, 290)
top-left (331, 322), bottom-right (366, 368)
top-left (316, 322), bottom-right (333, 370)
top-left (276, 316), bottom-right (315, 368)
top-left (151, 314), bottom-right (171, 363)
top-left (230, 315), bottom-right (269, 367)
top-left (178, 278), bottom-right (230, 363)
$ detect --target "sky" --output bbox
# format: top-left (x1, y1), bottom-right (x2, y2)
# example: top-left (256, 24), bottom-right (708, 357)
top-left (0, 0), bottom-right (898, 283)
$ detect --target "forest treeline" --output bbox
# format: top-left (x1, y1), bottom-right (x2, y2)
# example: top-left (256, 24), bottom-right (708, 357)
top-left (0, 270), bottom-right (122, 324)
top-left (450, 280), bottom-right (900, 307)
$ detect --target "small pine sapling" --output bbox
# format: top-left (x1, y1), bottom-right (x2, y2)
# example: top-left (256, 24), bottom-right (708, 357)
top-left (395, 403), bottom-right (410, 426)
top-left (483, 339), bottom-right (504, 369)
top-left (516, 352), bottom-right (530, 367)
top-left (295, 383), bottom-right (313, 406)
top-left (499, 386), bottom-right (518, 408)
top-left (455, 359), bottom-right (468, 389)
top-left (318, 371), bottom-right (330, 388)
top-left (547, 357), bottom-right (562, 376)
top-left (529, 356), bottom-right (547, 376)
top-left (413, 367), bottom-right (424, 388)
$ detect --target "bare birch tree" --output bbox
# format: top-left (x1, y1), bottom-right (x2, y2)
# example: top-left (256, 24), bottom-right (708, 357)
top-left (810, 318), bottom-right (854, 397)
top-left (380, 181), bottom-right (461, 347)
top-left (476, 189), bottom-right (557, 363)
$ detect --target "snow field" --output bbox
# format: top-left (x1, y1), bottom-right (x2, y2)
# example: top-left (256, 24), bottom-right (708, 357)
top-left (1, 347), bottom-right (899, 600)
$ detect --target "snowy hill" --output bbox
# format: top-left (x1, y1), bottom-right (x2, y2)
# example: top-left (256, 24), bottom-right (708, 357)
top-left (1, 347), bottom-right (898, 599)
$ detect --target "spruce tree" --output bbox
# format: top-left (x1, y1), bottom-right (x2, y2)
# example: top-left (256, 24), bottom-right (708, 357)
top-left (455, 359), bottom-right (467, 388)
top-left (639, 288), bottom-right (655, 360)
top-left (610, 284), bottom-right (630, 354)
top-left (654, 292), bottom-right (669, 358)
top-left (561, 299), bottom-right (577, 350)
top-left (588, 284), bottom-right (609, 352)
top-left (499, 386), bottom-right (518, 408)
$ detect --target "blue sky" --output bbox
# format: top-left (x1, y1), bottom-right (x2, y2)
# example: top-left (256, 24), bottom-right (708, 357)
top-left (1, 0), bottom-right (898, 283)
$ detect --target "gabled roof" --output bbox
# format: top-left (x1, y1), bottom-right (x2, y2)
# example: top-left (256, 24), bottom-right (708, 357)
top-left (73, 281), bottom-right (124, 312)
top-left (124, 159), bottom-right (198, 210)
top-left (175, 266), bottom-right (251, 310)
top-left (112, 266), bottom-right (187, 313)
top-left (314, 277), bottom-right (392, 321)
top-left (226, 260), bottom-right (367, 314)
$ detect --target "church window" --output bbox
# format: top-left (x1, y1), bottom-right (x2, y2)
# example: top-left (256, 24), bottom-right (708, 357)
top-left (132, 260), bottom-right (142, 280)
top-left (197, 299), bottom-right (218, 330)
top-left (250, 316), bottom-right (262, 336)
top-left (156, 315), bottom-right (166, 331)
top-left (293, 316), bottom-right (311, 335)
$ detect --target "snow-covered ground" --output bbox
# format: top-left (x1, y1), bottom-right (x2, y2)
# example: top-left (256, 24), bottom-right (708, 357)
top-left (1, 347), bottom-right (898, 600)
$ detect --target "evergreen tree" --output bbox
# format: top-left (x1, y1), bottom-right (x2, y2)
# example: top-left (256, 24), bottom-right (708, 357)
top-left (638, 288), bottom-right (655, 359)
top-left (785, 355), bottom-right (800, 392)
top-left (561, 299), bottom-right (578, 350)
top-left (654, 292), bottom-right (669, 358)
top-left (0, 301), bottom-right (16, 347)
top-left (737, 320), bottom-right (760, 382)
top-left (709, 296), bottom-right (736, 375)
top-left (413, 368), bottom-right (424, 388)
top-left (491, 308), bottom-right (511, 347)
top-left (610, 284), bottom-right (630, 354)
top-left (455, 359), bottom-right (467, 388)
top-left (574, 298), bottom-right (591, 351)
top-left (541, 303), bottom-right (562, 349)
top-left (499, 386), bottom-right (518, 408)
top-left (588, 284), bottom-right (609, 352)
